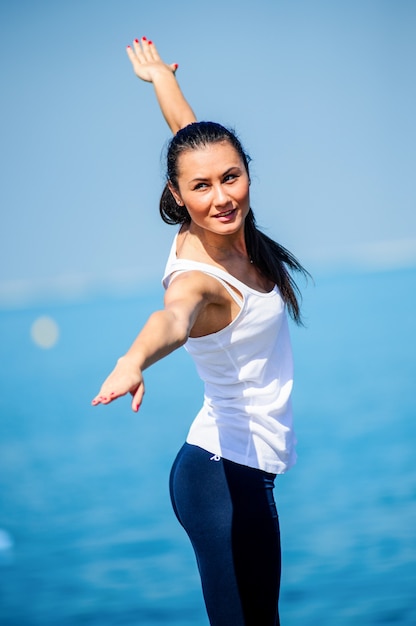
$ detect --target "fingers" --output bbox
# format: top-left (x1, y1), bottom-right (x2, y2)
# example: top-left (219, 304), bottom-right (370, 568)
top-left (130, 36), bottom-right (159, 63)
top-left (91, 391), bottom-right (117, 406)
top-left (131, 383), bottom-right (145, 413)
top-left (126, 39), bottom-right (145, 78)
top-left (131, 37), bottom-right (146, 63)
top-left (91, 380), bottom-right (144, 412)
top-left (92, 357), bottom-right (144, 411)
top-left (147, 40), bottom-right (161, 62)
top-left (127, 36), bottom-right (176, 78)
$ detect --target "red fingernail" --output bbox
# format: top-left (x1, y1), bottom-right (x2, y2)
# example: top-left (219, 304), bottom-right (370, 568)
top-left (148, 40), bottom-right (153, 45)
top-left (174, 63), bottom-right (179, 69)
top-left (142, 36), bottom-right (147, 41)
top-left (134, 38), bottom-right (139, 43)
top-left (126, 45), bottom-right (131, 49)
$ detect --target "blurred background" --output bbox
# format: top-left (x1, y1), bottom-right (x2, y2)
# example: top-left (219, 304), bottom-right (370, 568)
top-left (0, 0), bottom-right (415, 624)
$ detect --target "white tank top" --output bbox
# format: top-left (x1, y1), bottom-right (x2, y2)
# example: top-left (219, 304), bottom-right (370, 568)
top-left (162, 234), bottom-right (297, 474)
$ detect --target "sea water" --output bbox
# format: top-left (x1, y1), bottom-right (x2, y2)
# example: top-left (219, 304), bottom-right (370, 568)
top-left (0, 267), bottom-right (415, 625)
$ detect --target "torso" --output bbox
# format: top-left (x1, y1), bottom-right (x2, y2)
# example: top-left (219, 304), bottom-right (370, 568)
top-left (163, 232), bottom-right (295, 475)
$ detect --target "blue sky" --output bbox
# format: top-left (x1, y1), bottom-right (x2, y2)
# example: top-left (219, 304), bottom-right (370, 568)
top-left (1, 0), bottom-right (415, 306)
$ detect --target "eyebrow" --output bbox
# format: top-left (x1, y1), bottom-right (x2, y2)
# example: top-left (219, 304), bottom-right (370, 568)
top-left (188, 166), bottom-right (242, 184)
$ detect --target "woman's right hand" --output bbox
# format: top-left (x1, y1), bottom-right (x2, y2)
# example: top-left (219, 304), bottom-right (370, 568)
top-left (91, 356), bottom-right (145, 412)
top-left (126, 36), bottom-right (178, 83)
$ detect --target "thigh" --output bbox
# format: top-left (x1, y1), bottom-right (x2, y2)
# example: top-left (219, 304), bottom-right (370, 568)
top-left (170, 444), bottom-right (281, 626)
top-left (224, 458), bottom-right (281, 625)
top-left (170, 444), bottom-right (246, 625)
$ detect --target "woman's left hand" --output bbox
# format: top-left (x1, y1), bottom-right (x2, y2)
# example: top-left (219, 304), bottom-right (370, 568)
top-left (126, 36), bottom-right (178, 83)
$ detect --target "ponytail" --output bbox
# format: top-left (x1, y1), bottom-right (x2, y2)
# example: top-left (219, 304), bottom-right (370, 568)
top-left (244, 210), bottom-right (310, 325)
top-left (159, 183), bottom-right (190, 225)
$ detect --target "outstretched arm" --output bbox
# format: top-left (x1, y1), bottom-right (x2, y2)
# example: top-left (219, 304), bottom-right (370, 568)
top-left (91, 272), bottom-right (209, 412)
top-left (126, 36), bottom-right (196, 134)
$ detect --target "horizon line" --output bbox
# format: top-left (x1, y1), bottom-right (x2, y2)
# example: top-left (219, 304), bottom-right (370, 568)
top-left (1, 238), bottom-right (415, 310)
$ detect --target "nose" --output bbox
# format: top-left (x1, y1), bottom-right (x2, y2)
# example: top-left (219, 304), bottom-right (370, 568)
top-left (213, 184), bottom-right (230, 208)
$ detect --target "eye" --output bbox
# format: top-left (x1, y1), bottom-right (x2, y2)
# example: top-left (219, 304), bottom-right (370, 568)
top-left (223, 173), bottom-right (239, 183)
top-left (193, 182), bottom-right (208, 190)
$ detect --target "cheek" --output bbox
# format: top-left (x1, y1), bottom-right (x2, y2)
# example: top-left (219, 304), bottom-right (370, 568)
top-left (182, 194), bottom-right (207, 213)
top-left (237, 184), bottom-right (250, 205)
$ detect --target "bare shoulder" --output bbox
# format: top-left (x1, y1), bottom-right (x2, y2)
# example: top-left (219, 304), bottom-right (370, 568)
top-left (165, 270), bottom-right (241, 338)
top-left (165, 270), bottom-right (228, 305)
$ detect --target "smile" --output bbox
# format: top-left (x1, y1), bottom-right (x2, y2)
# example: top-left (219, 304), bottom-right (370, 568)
top-left (214, 209), bottom-right (236, 218)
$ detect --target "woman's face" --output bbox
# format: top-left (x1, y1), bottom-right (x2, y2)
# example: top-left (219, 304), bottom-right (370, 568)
top-left (169, 141), bottom-right (250, 236)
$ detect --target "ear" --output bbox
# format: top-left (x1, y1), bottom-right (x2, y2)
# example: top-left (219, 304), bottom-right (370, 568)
top-left (167, 181), bottom-right (184, 206)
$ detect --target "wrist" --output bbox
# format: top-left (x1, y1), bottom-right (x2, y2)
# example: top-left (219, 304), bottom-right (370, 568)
top-left (150, 66), bottom-right (177, 83)
top-left (117, 353), bottom-right (144, 372)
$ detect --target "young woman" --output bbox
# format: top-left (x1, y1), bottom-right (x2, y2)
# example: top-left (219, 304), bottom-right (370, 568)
top-left (92, 36), bottom-right (308, 626)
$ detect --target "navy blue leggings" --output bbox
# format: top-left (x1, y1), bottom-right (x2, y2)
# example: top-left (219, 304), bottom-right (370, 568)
top-left (169, 443), bottom-right (281, 626)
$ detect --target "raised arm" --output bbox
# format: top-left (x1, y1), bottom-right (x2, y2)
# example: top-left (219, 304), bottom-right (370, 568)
top-left (126, 36), bottom-right (196, 134)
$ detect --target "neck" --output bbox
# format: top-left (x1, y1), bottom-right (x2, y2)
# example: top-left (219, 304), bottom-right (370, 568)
top-left (187, 223), bottom-right (248, 260)
top-left (186, 223), bottom-right (252, 264)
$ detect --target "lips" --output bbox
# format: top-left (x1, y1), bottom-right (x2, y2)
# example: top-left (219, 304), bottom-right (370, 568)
top-left (214, 208), bottom-right (236, 218)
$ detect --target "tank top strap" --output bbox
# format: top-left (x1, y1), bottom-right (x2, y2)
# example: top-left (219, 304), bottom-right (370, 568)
top-left (163, 259), bottom-right (244, 307)
top-left (208, 275), bottom-right (244, 306)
